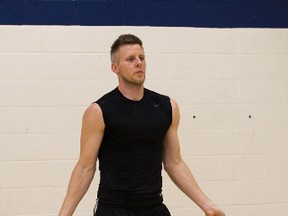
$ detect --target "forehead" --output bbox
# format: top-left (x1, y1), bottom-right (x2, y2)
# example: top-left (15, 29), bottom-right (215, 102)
top-left (118, 44), bottom-right (144, 57)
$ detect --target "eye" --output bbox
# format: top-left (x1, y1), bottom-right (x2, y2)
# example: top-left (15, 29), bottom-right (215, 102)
top-left (139, 56), bottom-right (145, 61)
top-left (127, 57), bottom-right (134, 62)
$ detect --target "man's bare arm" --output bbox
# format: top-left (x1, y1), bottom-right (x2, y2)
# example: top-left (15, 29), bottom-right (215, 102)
top-left (59, 103), bottom-right (104, 216)
top-left (163, 99), bottom-right (225, 216)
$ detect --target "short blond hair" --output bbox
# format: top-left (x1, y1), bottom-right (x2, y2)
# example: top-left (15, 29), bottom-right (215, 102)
top-left (110, 34), bottom-right (143, 63)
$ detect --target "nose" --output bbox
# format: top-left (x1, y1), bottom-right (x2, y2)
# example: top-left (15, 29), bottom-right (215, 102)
top-left (135, 57), bottom-right (142, 67)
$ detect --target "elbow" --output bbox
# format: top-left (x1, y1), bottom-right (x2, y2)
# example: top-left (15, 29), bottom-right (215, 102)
top-left (75, 162), bottom-right (96, 175)
top-left (163, 163), bottom-right (170, 173)
top-left (163, 161), bottom-right (178, 180)
top-left (83, 165), bottom-right (96, 174)
top-left (163, 156), bottom-right (182, 174)
top-left (164, 164), bottom-right (173, 176)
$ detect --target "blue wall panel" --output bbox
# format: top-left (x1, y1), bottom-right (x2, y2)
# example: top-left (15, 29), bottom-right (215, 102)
top-left (0, 0), bottom-right (288, 28)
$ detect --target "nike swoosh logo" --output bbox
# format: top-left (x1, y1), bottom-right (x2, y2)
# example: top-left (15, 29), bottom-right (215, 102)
top-left (154, 103), bottom-right (160, 107)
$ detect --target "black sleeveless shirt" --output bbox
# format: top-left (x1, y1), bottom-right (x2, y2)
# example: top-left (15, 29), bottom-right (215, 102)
top-left (95, 87), bottom-right (172, 209)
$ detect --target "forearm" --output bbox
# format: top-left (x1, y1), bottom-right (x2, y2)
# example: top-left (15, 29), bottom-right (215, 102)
top-left (164, 158), bottom-right (214, 213)
top-left (59, 163), bottom-right (95, 216)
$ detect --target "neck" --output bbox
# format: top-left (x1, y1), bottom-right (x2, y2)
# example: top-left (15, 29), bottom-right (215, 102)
top-left (117, 83), bottom-right (144, 101)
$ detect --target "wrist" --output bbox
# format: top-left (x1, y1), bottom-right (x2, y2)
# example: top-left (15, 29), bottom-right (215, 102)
top-left (201, 200), bottom-right (216, 215)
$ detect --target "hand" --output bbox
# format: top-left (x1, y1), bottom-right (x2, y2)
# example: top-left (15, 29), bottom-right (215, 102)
top-left (205, 206), bottom-right (225, 216)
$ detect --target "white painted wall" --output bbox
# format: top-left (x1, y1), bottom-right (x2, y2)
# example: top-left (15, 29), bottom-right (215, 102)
top-left (0, 26), bottom-right (288, 216)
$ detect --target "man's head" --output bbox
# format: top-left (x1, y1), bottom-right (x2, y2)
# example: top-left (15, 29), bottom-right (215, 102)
top-left (110, 34), bottom-right (146, 86)
top-left (110, 34), bottom-right (143, 64)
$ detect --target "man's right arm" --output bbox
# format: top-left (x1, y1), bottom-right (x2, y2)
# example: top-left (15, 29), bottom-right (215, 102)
top-left (58, 103), bottom-right (105, 216)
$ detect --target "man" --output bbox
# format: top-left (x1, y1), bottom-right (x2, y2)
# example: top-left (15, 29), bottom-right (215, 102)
top-left (59, 34), bottom-right (225, 216)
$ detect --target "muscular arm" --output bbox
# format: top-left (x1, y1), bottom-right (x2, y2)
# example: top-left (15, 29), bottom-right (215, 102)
top-left (59, 103), bottom-right (104, 216)
top-left (163, 99), bottom-right (225, 216)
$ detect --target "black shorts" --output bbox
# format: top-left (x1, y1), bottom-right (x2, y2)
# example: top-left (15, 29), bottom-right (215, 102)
top-left (94, 203), bottom-right (171, 216)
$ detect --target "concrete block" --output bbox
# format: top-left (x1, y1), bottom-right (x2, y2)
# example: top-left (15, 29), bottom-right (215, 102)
top-left (184, 156), bottom-right (219, 181)
top-left (238, 54), bottom-right (288, 79)
top-left (74, 54), bottom-right (114, 80)
top-left (101, 26), bottom-right (149, 53)
top-left (243, 155), bottom-right (264, 179)
top-left (146, 27), bottom-right (175, 53)
top-left (27, 107), bottom-right (82, 133)
top-left (52, 187), bottom-right (66, 213)
top-left (178, 105), bottom-right (218, 130)
top-left (52, 133), bottom-right (80, 160)
top-left (0, 190), bottom-right (3, 216)
top-left (213, 54), bottom-right (241, 79)
top-left (201, 80), bottom-right (239, 104)
top-left (264, 155), bottom-right (288, 179)
top-left (169, 207), bottom-right (202, 216)
top-left (53, 185), bottom-right (98, 214)
top-left (50, 26), bottom-right (104, 53)
top-left (194, 130), bottom-right (241, 155)
top-left (263, 204), bottom-right (288, 216)
top-left (144, 80), bottom-right (173, 99)
top-left (235, 204), bottom-right (288, 216)
top-left (0, 26), bottom-right (50, 52)
top-left (215, 106), bottom-right (261, 130)
top-left (0, 81), bottom-right (52, 107)
top-left (0, 134), bottom-right (53, 161)
top-left (0, 108), bottom-right (27, 134)
top-left (260, 105), bottom-right (288, 129)
top-left (169, 54), bottom-right (240, 79)
top-left (240, 129), bottom-right (287, 154)
top-left (170, 54), bottom-right (218, 79)
top-left (190, 28), bottom-right (238, 54)
top-left (52, 161), bottom-right (76, 187)
top-left (282, 30), bottom-right (288, 53)
top-left (165, 80), bottom-right (195, 105)
top-left (178, 130), bottom-right (198, 156)
top-left (0, 53), bottom-right (27, 80)
top-left (27, 54), bottom-right (77, 80)
top-left (239, 79), bottom-right (284, 104)
top-left (219, 156), bottom-right (243, 180)
top-left (200, 180), bottom-right (242, 205)
top-left (261, 130), bottom-right (285, 154)
top-left (51, 80), bottom-right (117, 106)
top-left (0, 162), bottom-right (29, 188)
top-left (162, 182), bottom-right (193, 208)
top-left (75, 185), bottom-right (98, 213)
top-left (154, 28), bottom-right (238, 54)
top-left (3, 188), bottom-right (54, 215)
top-left (146, 54), bottom-right (173, 80)
top-left (241, 180), bottom-right (286, 204)
top-left (238, 29), bottom-right (283, 54)
top-left (236, 204), bottom-right (266, 216)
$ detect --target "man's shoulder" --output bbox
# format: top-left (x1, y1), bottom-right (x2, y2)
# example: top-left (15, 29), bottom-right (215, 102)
top-left (145, 88), bottom-right (170, 100)
top-left (145, 88), bottom-right (172, 110)
top-left (94, 88), bottom-right (118, 106)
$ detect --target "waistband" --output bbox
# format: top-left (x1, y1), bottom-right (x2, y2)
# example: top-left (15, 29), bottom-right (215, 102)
top-left (97, 187), bottom-right (163, 210)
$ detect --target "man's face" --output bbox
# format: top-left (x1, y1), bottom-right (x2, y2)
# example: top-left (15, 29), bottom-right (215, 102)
top-left (112, 44), bottom-right (146, 85)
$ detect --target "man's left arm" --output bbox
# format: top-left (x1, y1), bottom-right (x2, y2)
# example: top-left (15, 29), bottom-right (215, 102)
top-left (162, 99), bottom-right (225, 216)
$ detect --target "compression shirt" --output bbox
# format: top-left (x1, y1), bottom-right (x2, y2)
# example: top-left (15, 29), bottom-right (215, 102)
top-left (95, 87), bottom-right (172, 209)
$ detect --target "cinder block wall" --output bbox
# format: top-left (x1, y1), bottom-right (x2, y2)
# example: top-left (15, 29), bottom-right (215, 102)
top-left (0, 26), bottom-right (288, 216)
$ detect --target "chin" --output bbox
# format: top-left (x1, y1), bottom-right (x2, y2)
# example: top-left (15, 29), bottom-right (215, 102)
top-left (133, 76), bottom-right (145, 84)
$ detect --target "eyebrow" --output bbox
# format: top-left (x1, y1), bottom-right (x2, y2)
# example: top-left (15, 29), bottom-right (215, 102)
top-left (125, 54), bottom-right (145, 58)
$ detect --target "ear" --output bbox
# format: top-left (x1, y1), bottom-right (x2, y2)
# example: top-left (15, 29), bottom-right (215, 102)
top-left (111, 63), bottom-right (119, 74)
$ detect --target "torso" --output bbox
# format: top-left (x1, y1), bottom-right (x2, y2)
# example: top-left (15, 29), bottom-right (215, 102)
top-left (95, 87), bottom-right (172, 209)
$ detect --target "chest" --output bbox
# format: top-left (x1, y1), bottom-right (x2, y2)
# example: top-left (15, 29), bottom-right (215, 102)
top-left (103, 97), bottom-right (170, 141)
